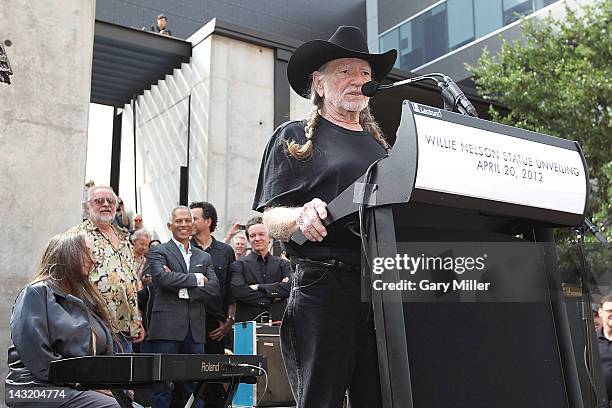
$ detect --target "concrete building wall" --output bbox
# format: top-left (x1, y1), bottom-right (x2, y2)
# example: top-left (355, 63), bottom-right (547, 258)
top-left (289, 89), bottom-right (311, 122)
top-left (0, 0), bottom-right (96, 398)
top-left (119, 22), bottom-right (275, 241)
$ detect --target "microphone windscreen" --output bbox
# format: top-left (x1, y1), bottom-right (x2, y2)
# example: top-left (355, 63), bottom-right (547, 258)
top-left (361, 81), bottom-right (379, 97)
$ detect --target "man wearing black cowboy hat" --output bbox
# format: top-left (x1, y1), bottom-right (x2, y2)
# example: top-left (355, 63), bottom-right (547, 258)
top-left (252, 26), bottom-right (397, 407)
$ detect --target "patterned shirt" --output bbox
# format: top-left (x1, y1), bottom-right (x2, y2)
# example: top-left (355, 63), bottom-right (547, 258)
top-left (75, 219), bottom-right (142, 337)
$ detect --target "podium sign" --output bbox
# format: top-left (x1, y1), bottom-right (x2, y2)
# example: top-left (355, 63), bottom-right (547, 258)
top-left (413, 110), bottom-right (587, 215)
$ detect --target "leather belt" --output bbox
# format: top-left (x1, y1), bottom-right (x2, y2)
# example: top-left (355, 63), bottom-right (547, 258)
top-left (292, 257), bottom-right (361, 273)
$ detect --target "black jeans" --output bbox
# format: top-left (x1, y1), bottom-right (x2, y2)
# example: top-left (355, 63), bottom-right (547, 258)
top-left (281, 261), bottom-right (382, 408)
top-left (202, 316), bottom-right (226, 408)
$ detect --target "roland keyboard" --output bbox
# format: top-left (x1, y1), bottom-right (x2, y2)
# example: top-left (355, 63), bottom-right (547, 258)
top-left (48, 353), bottom-right (266, 387)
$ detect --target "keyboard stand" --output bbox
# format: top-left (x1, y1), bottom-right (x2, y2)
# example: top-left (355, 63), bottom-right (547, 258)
top-left (183, 377), bottom-right (245, 408)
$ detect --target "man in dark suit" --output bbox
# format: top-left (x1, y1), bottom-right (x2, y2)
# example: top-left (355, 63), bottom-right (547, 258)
top-left (231, 216), bottom-right (291, 322)
top-left (189, 201), bottom-right (236, 345)
top-left (146, 206), bottom-right (221, 408)
top-left (189, 201), bottom-right (236, 408)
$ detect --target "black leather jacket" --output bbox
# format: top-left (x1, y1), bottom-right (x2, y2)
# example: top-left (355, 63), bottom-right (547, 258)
top-left (6, 282), bottom-right (113, 407)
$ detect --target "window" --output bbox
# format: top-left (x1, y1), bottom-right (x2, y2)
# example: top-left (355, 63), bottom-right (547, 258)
top-left (379, 0), bottom-right (558, 71)
top-left (380, 28), bottom-right (400, 69)
top-left (447, 0), bottom-right (475, 50)
top-left (428, 3), bottom-right (449, 63)
top-left (503, 0), bottom-right (532, 25)
top-left (534, 0), bottom-right (558, 10)
top-left (399, 23), bottom-right (413, 70)
top-left (474, 0), bottom-right (503, 38)
top-left (407, 3), bottom-right (448, 69)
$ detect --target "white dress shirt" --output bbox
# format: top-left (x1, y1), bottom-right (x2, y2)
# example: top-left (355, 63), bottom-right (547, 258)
top-left (171, 238), bottom-right (205, 299)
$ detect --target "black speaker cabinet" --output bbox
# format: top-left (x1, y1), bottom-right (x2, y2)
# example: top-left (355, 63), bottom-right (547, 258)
top-left (256, 326), bottom-right (295, 406)
top-left (234, 322), bottom-right (295, 407)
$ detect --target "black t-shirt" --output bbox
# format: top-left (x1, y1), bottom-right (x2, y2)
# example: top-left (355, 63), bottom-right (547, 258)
top-left (252, 116), bottom-right (386, 264)
top-left (190, 236), bottom-right (236, 313)
top-left (597, 329), bottom-right (612, 400)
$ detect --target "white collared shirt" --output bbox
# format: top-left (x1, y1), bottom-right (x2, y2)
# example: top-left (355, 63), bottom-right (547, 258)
top-left (171, 238), bottom-right (202, 299)
top-left (171, 237), bottom-right (192, 270)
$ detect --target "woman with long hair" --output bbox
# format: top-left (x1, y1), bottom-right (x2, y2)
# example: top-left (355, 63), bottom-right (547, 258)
top-left (6, 230), bottom-right (123, 407)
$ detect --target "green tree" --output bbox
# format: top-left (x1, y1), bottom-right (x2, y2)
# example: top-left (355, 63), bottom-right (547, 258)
top-left (468, 0), bottom-right (611, 245)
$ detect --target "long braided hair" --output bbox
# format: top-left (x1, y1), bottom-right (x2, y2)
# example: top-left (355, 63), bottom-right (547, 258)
top-left (286, 67), bottom-right (389, 160)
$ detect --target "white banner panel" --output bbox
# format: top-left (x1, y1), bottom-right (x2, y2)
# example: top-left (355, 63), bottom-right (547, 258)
top-left (413, 113), bottom-right (587, 215)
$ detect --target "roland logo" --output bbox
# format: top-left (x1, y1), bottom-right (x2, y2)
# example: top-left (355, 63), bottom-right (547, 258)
top-left (411, 102), bottom-right (442, 118)
top-left (201, 362), bottom-right (221, 372)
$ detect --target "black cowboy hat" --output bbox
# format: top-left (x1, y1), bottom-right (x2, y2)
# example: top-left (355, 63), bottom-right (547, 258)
top-left (287, 25), bottom-right (397, 98)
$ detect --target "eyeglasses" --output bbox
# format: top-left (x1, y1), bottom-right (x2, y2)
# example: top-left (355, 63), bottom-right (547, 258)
top-left (92, 197), bottom-right (117, 206)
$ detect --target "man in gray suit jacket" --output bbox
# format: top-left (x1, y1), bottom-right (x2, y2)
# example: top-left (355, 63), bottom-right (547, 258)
top-left (145, 206), bottom-right (221, 408)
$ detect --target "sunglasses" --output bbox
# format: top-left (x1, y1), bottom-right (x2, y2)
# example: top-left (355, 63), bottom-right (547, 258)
top-left (92, 197), bottom-right (117, 206)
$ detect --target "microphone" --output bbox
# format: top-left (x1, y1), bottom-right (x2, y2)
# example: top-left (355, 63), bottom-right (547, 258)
top-left (361, 81), bottom-right (380, 97)
top-left (438, 76), bottom-right (478, 117)
top-left (361, 74), bottom-right (478, 118)
top-left (360, 79), bottom-right (406, 97)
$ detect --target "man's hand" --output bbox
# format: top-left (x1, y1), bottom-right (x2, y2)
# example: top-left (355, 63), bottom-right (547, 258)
top-left (163, 265), bottom-right (171, 272)
top-left (133, 326), bottom-right (146, 344)
top-left (209, 319), bottom-right (233, 341)
top-left (282, 276), bottom-right (289, 283)
top-left (296, 198), bottom-right (328, 242)
top-left (141, 275), bottom-right (152, 286)
top-left (249, 284), bottom-right (259, 291)
top-left (224, 222), bottom-right (242, 243)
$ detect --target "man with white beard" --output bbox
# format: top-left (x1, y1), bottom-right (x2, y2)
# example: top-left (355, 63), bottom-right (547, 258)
top-left (253, 26), bottom-right (397, 407)
top-left (74, 186), bottom-right (144, 353)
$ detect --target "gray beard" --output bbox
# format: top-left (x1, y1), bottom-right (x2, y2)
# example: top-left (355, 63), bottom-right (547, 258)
top-left (328, 93), bottom-right (368, 113)
top-left (90, 213), bottom-right (114, 225)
